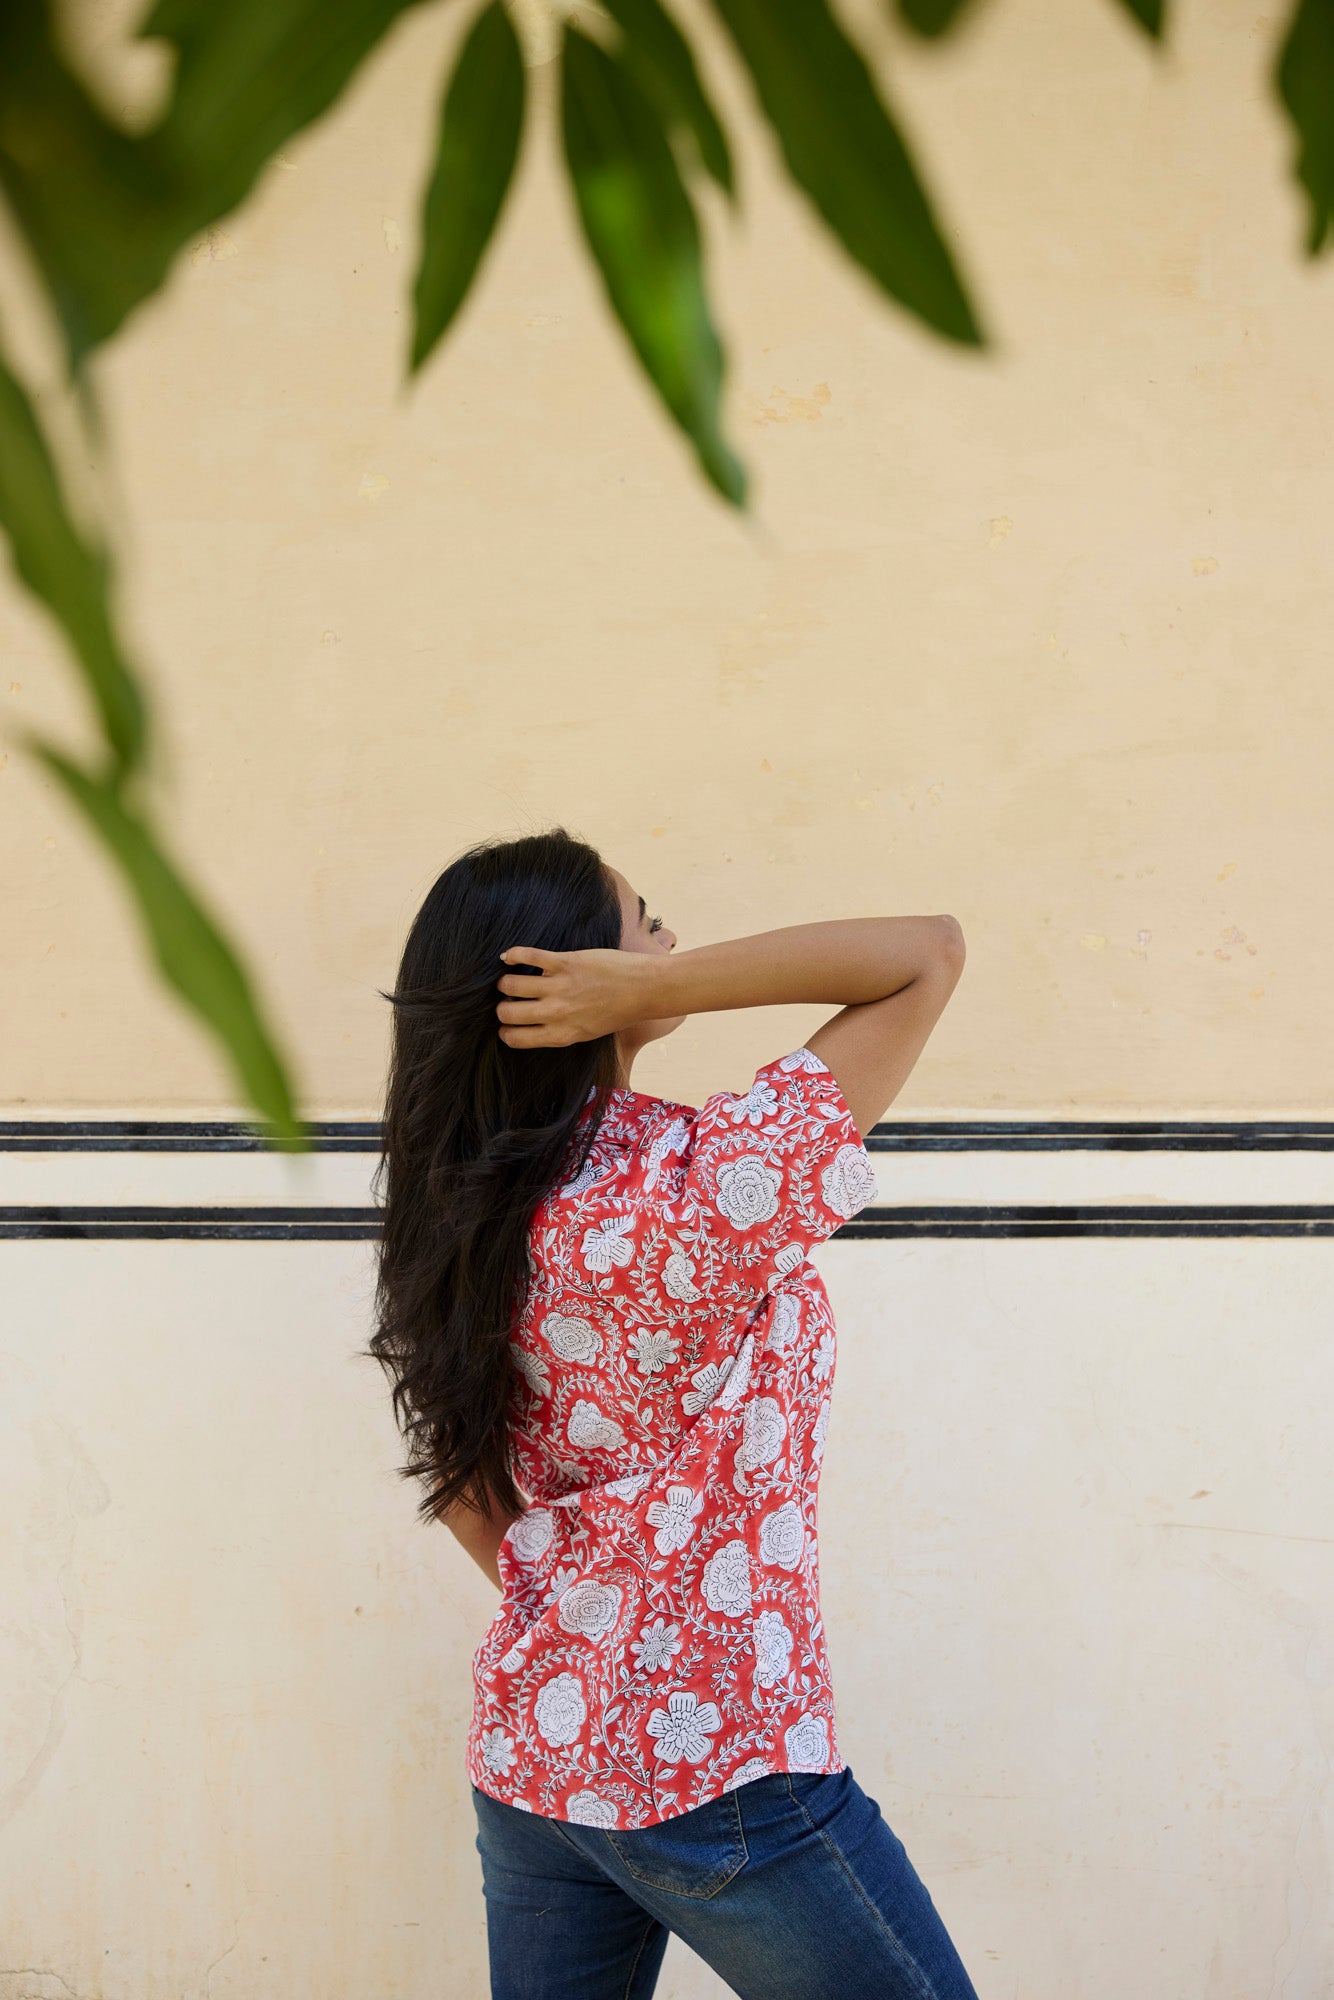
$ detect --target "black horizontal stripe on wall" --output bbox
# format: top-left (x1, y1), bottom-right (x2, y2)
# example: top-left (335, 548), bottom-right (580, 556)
top-left (0, 1120), bottom-right (386, 1153)
top-left (2, 1119), bottom-right (1334, 1152)
top-left (835, 1206), bottom-right (1334, 1239)
top-left (1, 1205), bottom-right (378, 1239)
top-left (4, 1205), bottom-right (1334, 1240)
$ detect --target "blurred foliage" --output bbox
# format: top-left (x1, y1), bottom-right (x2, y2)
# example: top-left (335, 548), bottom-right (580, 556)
top-left (561, 24), bottom-right (745, 501)
top-left (411, 1), bottom-right (526, 372)
top-left (0, 0), bottom-right (1328, 1141)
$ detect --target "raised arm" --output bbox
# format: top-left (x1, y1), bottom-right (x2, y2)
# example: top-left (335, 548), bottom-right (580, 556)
top-left (497, 914), bottom-right (965, 1140)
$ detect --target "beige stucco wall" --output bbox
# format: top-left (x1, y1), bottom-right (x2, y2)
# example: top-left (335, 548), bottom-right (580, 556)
top-left (3, 1), bottom-right (1332, 1995)
top-left (3, 0), bottom-right (1332, 1115)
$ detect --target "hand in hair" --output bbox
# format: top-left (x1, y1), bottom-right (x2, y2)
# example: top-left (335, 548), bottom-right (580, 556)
top-left (496, 946), bottom-right (659, 1048)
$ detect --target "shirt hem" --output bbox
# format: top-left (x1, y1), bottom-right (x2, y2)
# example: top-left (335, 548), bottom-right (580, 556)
top-left (465, 1749), bottom-right (849, 1828)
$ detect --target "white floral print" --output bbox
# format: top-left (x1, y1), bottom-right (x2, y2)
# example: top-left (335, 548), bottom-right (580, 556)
top-left (713, 1332), bottom-right (754, 1411)
top-left (754, 1612), bottom-right (794, 1690)
top-left (559, 1152), bottom-right (606, 1199)
top-left (542, 1312), bottom-right (601, 1363)
top-left (644, 1483), bottom-right (704, 1555)
top-left (632, 1616), bottom-right (683, 1673)
top-left (566, 1789), bottom-right (619, 1827)
top-left (766, 1293), bottom-right (800, 1353)
top-left (469, 1047), bottom-right (873, 1829)
top-left (714, 1154), bottom-right (783, 1229)
top-left (661, 1247), bottom-right (703, 1302)
top-left (542, 1563), bottom-right (580, 1608)
top-left (567, 1400), bottom-right (626, 1452)
top-left (779, 1048), bottom-right (826, 1074)
top-left (606, 1471), bottom-right (652, 1501)
top-left (631, 1327), bottom-right (679, 1376)
top-left (723, 1756), bottom-right (773, 1792)
top-left (557, 1578), bottom-right (623, 1642)
top-left (784, 1712), bottom-right (831, 1772)
top-left (701, 1539), bottom-right (752, 1618)
top-left (509, 1342), bottom-right (550, 1396)
top-left (644, 1117), bottom-right (690, 1192)
top-left (681, 1358), bottom-right (732, 1415)
top-left (497, 1628), bottom-right (533, 1674)
top-left (508, 1507), bottom-right (554, 1563)
top-left (581, 1214), bottom-right (636, 1273)
top-left (758, 1501), bottom-right (805, 1571)
top-left (728, 1078), bottom-right (779, 1127)
top-left (480, 1727), bottom-right (518, 1775)
top-left (737, 1395), bottom-right (786, 1471)
top-left (819, 1143), bottom-right (879, 1220)
top-left (647, 1691), bottom-right (723, 1765)
top-left (534, 1672), bottom-right (587, 1747)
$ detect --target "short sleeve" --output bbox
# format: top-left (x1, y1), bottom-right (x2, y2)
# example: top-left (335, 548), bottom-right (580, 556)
top-left (662, 1046), bottom-right (880, 1312)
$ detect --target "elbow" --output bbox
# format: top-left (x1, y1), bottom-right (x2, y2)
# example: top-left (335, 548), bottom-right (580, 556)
top-left (933, 914), bottom-right (967, 964)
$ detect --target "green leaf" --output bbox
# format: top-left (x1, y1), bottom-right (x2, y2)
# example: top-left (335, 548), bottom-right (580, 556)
top-left (1276, 0), bottom-right (1334, 253)
top-left (0, 0), bottom-right (431, 367)
top-left (561, 24), bottom-right (745, 506)
top-left (140, 0), bottom-right (432, 216)
top-left (706, 0), bottom-right (983, 345)
top-left (22, 739), bottom-right (308, 1147)
top-left (1110, 0), bottom-right (1165, 34)
top-left (601, 0), bottom-right (735, 196)
top-left (896, 0), bottom-right (979, 37)
top-left (0, 338), bottom-right (147, 771)
top-left (410, 1), bottom-right (526, 374)
top-left (0, 3), bottom-right (184, 364)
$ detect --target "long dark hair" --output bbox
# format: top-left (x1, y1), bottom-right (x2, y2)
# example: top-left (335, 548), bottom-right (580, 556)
top-left (365, 827), bottom-right (623, 1523)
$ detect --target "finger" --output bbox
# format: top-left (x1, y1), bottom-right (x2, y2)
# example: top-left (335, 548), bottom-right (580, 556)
top-left (498, 1024), bottom-right (559, 1049)
top-left (496, 999), bottom-right (549, 1024)
top-left (499, 945), bottom-right (558, 970)
top-left (496, 972), bottom-right (547, 997)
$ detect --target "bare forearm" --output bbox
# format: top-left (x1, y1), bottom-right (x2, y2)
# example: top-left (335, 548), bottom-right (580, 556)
top-left (494, 915), bottom-right (964, 1050)
top-left (650, 916), bottom-right (962, 1018)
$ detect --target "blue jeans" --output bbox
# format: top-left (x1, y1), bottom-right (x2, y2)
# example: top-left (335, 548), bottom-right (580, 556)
top-left (472, 1767), bottom-right (981, 2000)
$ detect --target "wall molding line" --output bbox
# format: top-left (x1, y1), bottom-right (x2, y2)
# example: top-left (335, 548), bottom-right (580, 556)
top-left (4, 1122), bottom-right (1333, 1238)
top-left (2, 1118), bottom-right (1334, 1153)
top-left (3, 1205), bottom-right (1333, 1242)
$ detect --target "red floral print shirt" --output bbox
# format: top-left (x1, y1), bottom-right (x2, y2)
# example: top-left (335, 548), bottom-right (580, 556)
top-left (466, 1046), bottom-right (880, 1829)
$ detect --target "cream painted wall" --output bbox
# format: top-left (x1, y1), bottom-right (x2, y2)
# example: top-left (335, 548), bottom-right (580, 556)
top-left (3, 1), bottom-right (1333, 1996)
top-left (2, 0), bottom-right (1332, 1114)
top-left (3, 1220), bottom-right (1332, 1997)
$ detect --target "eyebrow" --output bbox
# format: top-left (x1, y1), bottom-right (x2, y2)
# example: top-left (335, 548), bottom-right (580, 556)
top-left (637, 895), bottom-right (647, 923)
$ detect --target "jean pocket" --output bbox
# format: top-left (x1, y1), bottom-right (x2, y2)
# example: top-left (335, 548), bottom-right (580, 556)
top-left (604, 1789), bottom-right (748, 1900)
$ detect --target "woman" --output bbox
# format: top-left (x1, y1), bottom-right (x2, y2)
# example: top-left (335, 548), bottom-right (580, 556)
top-left (370, 828), bottom-right (974, 2000)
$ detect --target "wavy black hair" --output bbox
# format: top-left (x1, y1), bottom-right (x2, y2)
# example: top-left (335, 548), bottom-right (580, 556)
top-left (365, 827), bottom-right (623, 1522)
